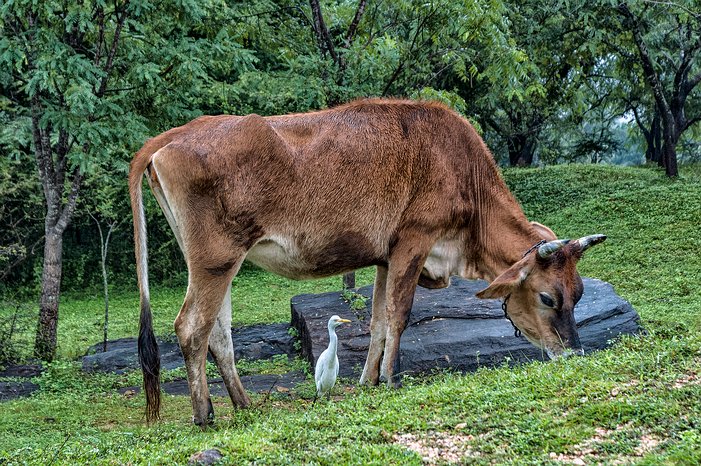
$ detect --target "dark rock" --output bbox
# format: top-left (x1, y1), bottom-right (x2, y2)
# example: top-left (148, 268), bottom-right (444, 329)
top-left (0, 363), bottom-right (42, 378)
top-left (231, 323), bottom-right (296, 361)
top-left (0, 380), bottom-right (39, 401)
top-left (82, 337), bottom-right (183, 374)
top-left (123, 370), bottom-right (307, 397)
top-left (291, 277), bottom-right (642, 378)
top-left (188, 448), bottom-right (223, 465)
top-left (0, 364), bottom-right (42, 401)
top-left (82, 323), bottom-right (294, 374)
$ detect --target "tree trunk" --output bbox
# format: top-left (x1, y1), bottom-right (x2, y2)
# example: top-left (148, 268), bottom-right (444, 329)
top-left (660, 109), bottom-right (679, 177)
top-left (662, 137), bottom-right (679, 177)
top-left (617, 3), bottom-right (683, 177)
top-left (507, 135), bottom-right (535, 167)
top-left (343, 272), bottom-right (356, 289)
top-left (102, 249), bottom-right (109, 353)
top-left (651, 114), bottom-right (663, 166)
top-left (643, 112), bottom-right (663, 165)
top-left (34, 231), bottom-right (64, 361)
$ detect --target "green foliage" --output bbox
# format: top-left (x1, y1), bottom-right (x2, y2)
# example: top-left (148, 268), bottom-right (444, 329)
top-left (0, 155), bottom-right (43, 293)
top-left (5, 0), bottom-right (697, 294)
top-left (340, 288), bottom-right (369, 312)
top-left (0, 300), bottom-right (35, 366)
top-left (236, 354), bottom-right (309, 377)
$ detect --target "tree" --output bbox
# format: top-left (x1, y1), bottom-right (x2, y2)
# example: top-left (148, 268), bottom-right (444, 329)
top-left (0, 0), bottom-right (252, 360)
top-left (90, 213), bottom-right (118, 352)
top-left (613, 1), bottom-right (701, 176)
top-left (459, 0), bottom-right (604, 166)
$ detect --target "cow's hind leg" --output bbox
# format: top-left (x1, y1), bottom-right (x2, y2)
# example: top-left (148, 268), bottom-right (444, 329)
top-left (208, 281), bottom-right (251, 409)
top-left (175, 266), bottom-right (237, 426)
top-left (360, 265), bottom-right (388, 385)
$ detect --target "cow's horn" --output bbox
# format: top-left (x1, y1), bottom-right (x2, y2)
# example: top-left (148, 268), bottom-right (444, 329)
top-left (537, 239), bottom-right (570, 258)
top-left (576, 234), bottom-right (607, 252)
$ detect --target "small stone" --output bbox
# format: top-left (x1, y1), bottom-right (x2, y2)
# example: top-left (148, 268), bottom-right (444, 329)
top-left (188, 448), bottom-right (223, 465)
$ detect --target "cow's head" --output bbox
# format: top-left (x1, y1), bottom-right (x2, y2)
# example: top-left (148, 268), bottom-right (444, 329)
top-left (476, 234), bottom-right (606, 358)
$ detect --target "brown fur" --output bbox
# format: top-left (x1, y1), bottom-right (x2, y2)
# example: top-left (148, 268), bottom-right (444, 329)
top-left (130, 98), bottom-right (603, 424)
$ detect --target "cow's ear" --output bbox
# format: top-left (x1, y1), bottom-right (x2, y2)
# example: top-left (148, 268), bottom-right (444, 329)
top-left (476, 259), bottom-right (532, 299)
top-left (530, 221), bottom-right (557, 241)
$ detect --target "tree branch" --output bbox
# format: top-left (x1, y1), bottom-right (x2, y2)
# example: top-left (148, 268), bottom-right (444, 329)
top-left (382, 5), bottom-right (438, 96)
top-left (54, 166), bottom-right (83, 235)
top-left (344, 0), bottom-right (367, 47)
top-left (0, 235), bottom-right (45, 282)
top-left (627, 99), bottom-right (653, 141)
top-left (30, 97), bottom-right (56, 211)
top-left (93, 4), bottom-right (106, 67)
top-left (617, 3), bottom-right (672, 120)
top-left (683, 114), bottom-right (701, 131)
top-left (96, 1), bottom-right (129, 98)
top-left (309, 0), bottom-right (339, 65)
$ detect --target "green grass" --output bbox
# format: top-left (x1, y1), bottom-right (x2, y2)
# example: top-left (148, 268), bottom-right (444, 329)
top-left (1, 164), bottom-right (701, 464)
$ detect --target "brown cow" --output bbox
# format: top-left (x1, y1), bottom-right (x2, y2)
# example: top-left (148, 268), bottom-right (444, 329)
top-left (129, 98), bottom-right (605, 425)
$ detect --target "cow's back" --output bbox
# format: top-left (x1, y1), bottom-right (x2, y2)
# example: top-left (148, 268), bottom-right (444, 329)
top-left (144, 99), bottom-right (505, 279)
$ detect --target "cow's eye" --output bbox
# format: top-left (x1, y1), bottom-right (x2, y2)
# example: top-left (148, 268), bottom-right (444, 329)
top-left (539, 292), bottom-right (555, 308)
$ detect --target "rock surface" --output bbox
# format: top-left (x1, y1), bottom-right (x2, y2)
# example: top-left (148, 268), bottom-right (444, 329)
top-left (0, 364), bottom-right (42, 401)
top-left (82, 323), bottom-right (294, 374)
top-left (152, 371), bottom-right (307, 396)
top-left (188, 448), bottom-right (223, 465)
top-left (291, 277), bottom-right (641, 378)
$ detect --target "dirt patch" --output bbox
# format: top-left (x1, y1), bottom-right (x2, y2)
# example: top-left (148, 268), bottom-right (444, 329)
top-left (548, 423), bottom-right (662, 465)
top-left (392, 430), bottom-right (481, 464)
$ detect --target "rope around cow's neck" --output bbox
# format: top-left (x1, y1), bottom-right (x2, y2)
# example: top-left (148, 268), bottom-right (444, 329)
top-left (502, 295), bottom-right (521, 338)
top-left (501, 239), bottom-right (547, 338)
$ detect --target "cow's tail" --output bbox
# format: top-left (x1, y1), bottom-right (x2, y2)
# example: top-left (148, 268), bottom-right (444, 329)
top-left (129, 150), bottom-right (161, 423)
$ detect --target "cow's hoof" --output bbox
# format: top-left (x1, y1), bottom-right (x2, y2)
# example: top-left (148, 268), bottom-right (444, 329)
top-left (389, 374), bottom-right (403, 389)
top-left (192, 399), bottom-right (215, 427)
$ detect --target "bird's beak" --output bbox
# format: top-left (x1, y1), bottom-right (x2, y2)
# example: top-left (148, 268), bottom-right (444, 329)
top-left (338, 318), bottom-right (351, 323)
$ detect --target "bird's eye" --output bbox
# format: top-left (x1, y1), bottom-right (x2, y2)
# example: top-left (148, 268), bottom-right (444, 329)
top-left (539, 292), bottom-right (555, 308)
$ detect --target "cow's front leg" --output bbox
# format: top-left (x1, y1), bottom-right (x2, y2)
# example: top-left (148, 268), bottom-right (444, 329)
top-left (360, 265), bottom-right (388, 385)
top-left (381, 242), bottom-right (430, 388)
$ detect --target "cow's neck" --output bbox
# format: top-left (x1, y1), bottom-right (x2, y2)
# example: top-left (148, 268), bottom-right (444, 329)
top-left (472, 190), bottom-right (544, 282)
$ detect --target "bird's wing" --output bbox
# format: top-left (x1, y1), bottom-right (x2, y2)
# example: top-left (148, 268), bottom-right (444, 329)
top-left (315, 348), bottom-right (329, 391)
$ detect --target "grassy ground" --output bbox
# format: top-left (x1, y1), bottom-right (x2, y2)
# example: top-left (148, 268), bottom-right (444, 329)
top-left (1, 164), bottom-right (700, 465)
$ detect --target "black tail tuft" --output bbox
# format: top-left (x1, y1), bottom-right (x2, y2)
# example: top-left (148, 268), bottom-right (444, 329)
top-left (138, 300), bottom-right (161, 423)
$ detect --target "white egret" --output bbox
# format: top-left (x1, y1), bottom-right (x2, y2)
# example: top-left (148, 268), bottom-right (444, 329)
top-left (314, 315), bottom-right (351, 403)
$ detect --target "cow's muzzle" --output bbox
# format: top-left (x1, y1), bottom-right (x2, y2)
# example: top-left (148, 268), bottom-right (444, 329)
top-left (546, 346), bottom-right (585, 360)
